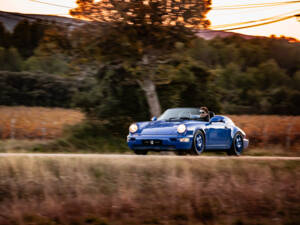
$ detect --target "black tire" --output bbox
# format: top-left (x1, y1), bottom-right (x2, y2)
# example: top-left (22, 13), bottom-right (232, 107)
top-left (190, 130), bottom-right (205, 155)
top-left (134, 150), bottom-right (148, 155)
top-left (227, 132), bottom-right (244, 156)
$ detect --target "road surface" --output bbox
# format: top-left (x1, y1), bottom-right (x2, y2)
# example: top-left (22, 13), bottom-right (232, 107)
top-left (0, 153), bottom-right (299, 160)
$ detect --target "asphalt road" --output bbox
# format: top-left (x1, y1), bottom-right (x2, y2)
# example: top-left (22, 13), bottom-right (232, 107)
top-left (0, 153), bottom-right (299, 160)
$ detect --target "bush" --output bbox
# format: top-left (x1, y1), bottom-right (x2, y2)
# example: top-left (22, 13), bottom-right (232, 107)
top-left (0, 71), bottom-right (79, 107)
top-left (34, 121), bottom-right (129, 153)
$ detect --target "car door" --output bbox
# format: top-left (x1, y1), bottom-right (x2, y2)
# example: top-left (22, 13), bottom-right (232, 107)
top-left (206, 116), bottom-right (231, 149)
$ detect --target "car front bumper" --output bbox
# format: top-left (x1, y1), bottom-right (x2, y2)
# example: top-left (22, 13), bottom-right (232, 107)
top-left (127, 134), bottom-right (194, 151)
top-left (243, 138), bottom-right (249, 149)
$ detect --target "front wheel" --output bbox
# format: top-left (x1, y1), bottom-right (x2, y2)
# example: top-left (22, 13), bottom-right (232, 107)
top-left (227, 132), bottom-right (244, 156)
top-left (190, 130), bottom-right (205, 155)
top-left (134, 150), bottom-right (148, 155)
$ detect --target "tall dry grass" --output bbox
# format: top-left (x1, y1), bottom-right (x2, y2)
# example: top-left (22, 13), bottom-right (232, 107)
top-left (230, 115), bottom-right (300, 150)
top-left (0, 156), bottom-right (299, 225)
top-left (0, 106), bottom-right (84, 139)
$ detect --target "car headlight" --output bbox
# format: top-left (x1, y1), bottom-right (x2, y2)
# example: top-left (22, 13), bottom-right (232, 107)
top-left (129, 123), bottom-right (138, 133)
top-left (177, 124), bottom-right (186, 133)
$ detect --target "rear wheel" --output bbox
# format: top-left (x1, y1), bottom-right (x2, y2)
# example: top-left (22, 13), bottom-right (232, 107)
top-left (190, 130), bottom-right (205, 155)
top-left (227, 132), bottom-right (244, 156)
top-left (134, 150), bottom-right (148, 155)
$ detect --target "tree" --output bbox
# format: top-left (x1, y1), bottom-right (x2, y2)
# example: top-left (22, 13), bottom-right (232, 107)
top-left (6, 47), bottom-right (23, 72)
top-left (0, 22), bottom-right (10, 48)
top-left (12, 20), bottom-right (48, 58)
top-left (24, 54), bottom-right (69, 75)
top-left (12, 20), bottom-right (32, 58)
top-left (70, 0), bottom-right (211, 117)
top-left (0, 47), bottom-right (5, 70)
top-left (23, 24), bottom-right (71, 75)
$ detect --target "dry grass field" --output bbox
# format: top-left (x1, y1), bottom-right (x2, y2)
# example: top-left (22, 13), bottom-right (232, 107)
top-left (0, 106), bottom-right (84, 139)
top-left (0, 156), bottom-right (299, 225)
top-left (230, 115), bottom-right (300, 150)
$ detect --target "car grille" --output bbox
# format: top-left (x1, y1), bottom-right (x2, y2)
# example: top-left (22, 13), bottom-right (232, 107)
top-left (142, 140), bottom-right (162, 146)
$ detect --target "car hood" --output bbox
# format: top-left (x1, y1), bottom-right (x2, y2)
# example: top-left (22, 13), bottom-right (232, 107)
top-left (138, 121), bottom-right (181, 135)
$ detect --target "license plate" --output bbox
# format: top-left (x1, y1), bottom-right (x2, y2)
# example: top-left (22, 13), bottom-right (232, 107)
top-left (143, 140), bottom-right (162, 146)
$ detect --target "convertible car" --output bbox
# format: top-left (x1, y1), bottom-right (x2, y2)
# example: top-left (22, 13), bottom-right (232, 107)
top-left (127, 108), bottom-right (249, 156)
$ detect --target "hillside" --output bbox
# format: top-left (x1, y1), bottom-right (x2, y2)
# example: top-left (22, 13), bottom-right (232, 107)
top-left (0, 10), bottom-right (258, 40)
top-left (196, 29), bottom-right (258, 40)
top-left (0, 10), bottom-right (86, 31)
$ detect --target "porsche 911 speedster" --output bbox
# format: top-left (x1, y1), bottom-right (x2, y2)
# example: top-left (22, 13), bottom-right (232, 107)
top-left (127, 108), bottom-right (249, 156)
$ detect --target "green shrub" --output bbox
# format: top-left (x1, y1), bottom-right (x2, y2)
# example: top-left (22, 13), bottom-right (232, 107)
top-left (0, 71), bottom-right (79, 107)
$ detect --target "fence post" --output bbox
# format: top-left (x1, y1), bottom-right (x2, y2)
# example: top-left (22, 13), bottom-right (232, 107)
top-left (41, 122), bottom-right (46, 139)
top-left (10, 118), bottom-right (16, 139)
top-left (262, 125), bottom-right (268, 148)
top-left (286, 120), bottom-right (293, 151)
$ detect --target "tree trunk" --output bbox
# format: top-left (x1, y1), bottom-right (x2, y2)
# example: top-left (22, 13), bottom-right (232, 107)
top-left (137, 79), bottom-right (161, 117)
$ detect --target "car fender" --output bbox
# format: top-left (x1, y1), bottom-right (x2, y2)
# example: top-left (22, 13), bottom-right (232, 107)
top-left (232, 126), bottom-right (246, 137)
top-left (185, 123), bottom-right (208, 139)
top-left (230, 126), bottom-right (246, 144)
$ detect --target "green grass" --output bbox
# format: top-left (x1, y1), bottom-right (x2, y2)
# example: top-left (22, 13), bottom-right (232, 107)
top-left (0, 156), bottom-right (299, 225)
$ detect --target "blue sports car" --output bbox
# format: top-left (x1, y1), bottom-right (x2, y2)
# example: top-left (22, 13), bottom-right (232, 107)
top-left (127, 108), bottom-right (249, 156)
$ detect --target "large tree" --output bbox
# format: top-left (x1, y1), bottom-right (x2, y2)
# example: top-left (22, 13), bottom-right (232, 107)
top-left (0, 22), bottom-right (10, 48)
top-left (12, 20), bottom-right (48, 58)
top-left (70, 0), bottom-right (211, 117)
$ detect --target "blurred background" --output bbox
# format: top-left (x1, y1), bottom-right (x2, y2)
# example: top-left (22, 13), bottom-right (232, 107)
top-left (0, 0), bottom-right (299, 154)
top-left (0, 2), bottom-right (300, 225)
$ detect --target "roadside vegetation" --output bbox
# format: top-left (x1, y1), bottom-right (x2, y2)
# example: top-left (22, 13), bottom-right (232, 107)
top-left (0, 156), bottom-right (299, 225)
top-left (0, 107), bottom-right (299, 155)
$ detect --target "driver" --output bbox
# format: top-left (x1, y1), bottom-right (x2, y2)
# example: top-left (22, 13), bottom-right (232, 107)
top-left (199, 107), bottom-right (210, 122)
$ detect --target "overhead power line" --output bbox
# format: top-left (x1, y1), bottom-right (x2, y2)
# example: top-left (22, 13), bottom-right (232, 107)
top-left (212, 0), bottom-right (300, 10)
top-left (217, 14), bottom-right (298, 31)
top-left (210, 9), bottom-right (300, 29)
top-left (29, 0), bottom-right (73, 9)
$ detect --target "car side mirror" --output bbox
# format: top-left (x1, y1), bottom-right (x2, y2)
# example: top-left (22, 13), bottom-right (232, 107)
top-left (151, 116), bottom-right (157, 121)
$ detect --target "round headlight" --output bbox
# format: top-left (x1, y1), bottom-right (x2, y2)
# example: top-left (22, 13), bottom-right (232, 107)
top-left (177, 124), bottom-right (186, 133)
top-left (129, 123), bottom-right (138, 133)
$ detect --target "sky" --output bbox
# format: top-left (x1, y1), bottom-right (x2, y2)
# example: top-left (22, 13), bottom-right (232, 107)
top-left (0, 0), bottom-right (300, 39)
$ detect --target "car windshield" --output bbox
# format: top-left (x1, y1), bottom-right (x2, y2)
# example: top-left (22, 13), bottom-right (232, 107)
top-left (157, 108), bottom-right (200, 121)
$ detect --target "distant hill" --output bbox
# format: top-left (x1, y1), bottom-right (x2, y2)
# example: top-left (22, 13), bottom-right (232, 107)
top-left (196, 29), bottom-right (258, 40)
top-left (0, 11), bottom-right (86, 32)
top-left (0, 10), bottom-right (258, 40)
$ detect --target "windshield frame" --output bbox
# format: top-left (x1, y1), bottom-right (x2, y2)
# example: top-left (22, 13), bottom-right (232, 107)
top-left (157, 108), bottom-right (201, 121)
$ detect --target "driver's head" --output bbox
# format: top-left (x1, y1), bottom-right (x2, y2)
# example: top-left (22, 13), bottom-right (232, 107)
top-left (199, 107), bottom-right (209, 118)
